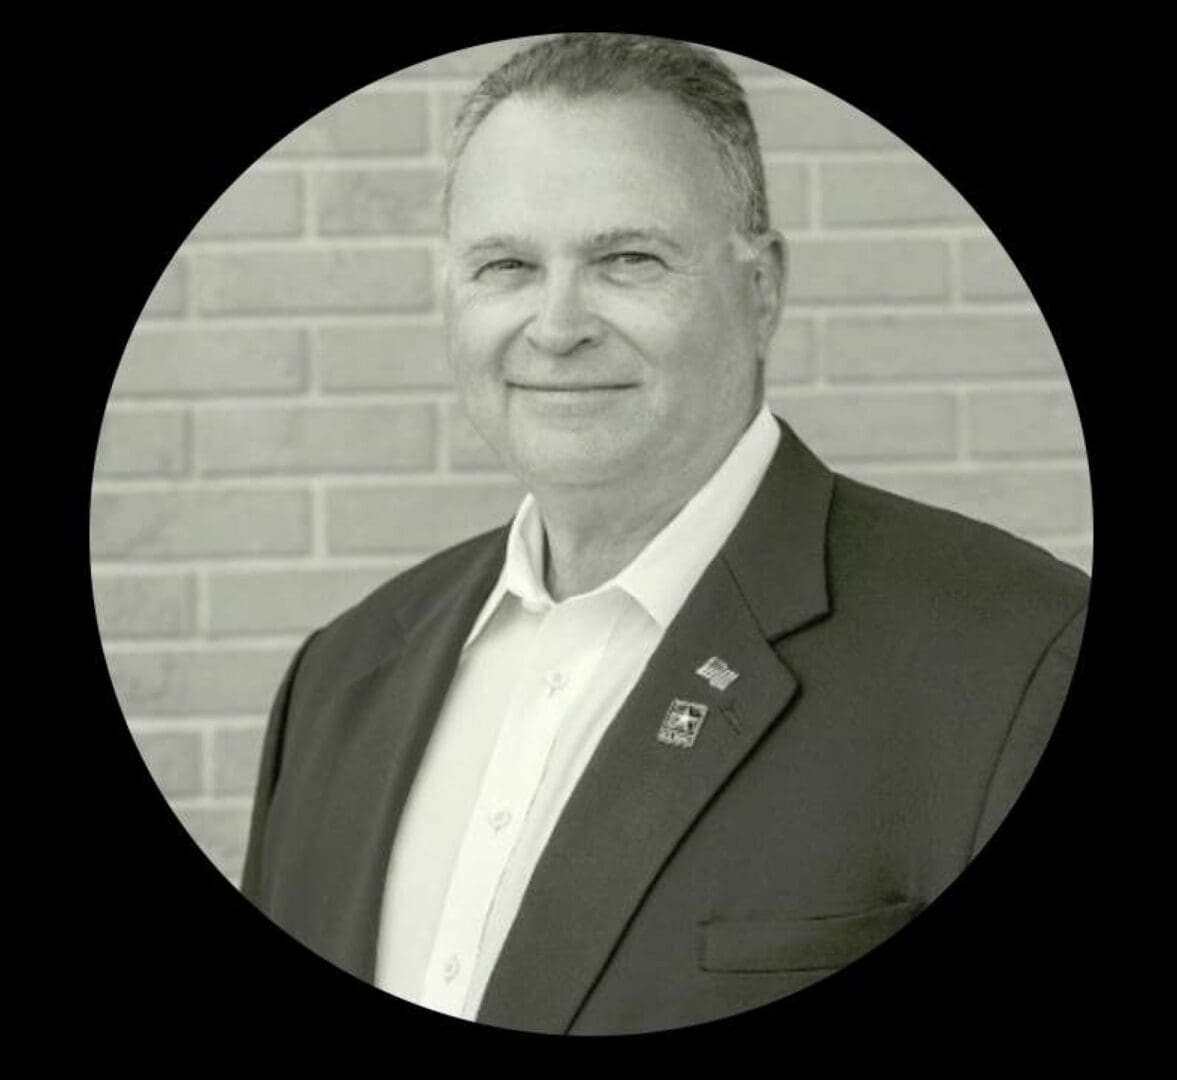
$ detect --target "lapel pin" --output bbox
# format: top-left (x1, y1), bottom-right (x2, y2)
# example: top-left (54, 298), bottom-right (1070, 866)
top-left (658, 699), bottom-right (709, 748)
top-left (696, 656), bottom-right (739, 691)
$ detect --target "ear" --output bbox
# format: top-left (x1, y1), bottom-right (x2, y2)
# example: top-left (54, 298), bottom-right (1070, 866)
top-left (749, 230), bottom-right (787, 356)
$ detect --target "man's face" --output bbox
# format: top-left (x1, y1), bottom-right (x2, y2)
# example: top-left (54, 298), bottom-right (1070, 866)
top-left (445, 92), bottom-right (783, 494)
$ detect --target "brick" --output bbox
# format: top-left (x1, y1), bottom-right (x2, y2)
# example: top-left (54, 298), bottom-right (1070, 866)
top-left (141, 258), bottom-right (186, 317)
top-left (211, 725), bottom-right (266, 795)
top-left (90, 490), bottom-right (310, 559)
top-left (112, 327), bottom-right (306, 398)
top-left (847, 467), bottom-right (1091, 538)
top-left (269, 92), bottom-right (428, 156)
top-left (316, 168), bottom-right (443, 235)
top-left (960, 236), bottom-right (1033, 301)
top-left (327, 482), bottom-right (524, 553)
top-left (315, 323), bottom-right (453, 390)
top-left (129, 729), bottom-right (202, 797)
top-left (94, 410), bottom-right (189, 477)
top-left (765, 317), bottom-right (815, 385)
top-left (195, 403), bottom-right (436, 475)
top-left (208, 566), bottom-right (403, 635)
top-left (449, 404), bottom-right (505, 470)
top-left (821, 160), bottom-right (974, 226)
top-left (968, 389), bottom-right (1086, 458)
top-left (390, 36), bottom-right (552, 77)
top-left (105, 647), bottom-right (294, 716)
top-left (765, 162), bottom-right (808, 227)
top-left (190, 171), bottom-right (303, 240)
top-left (787, 238), bottom-right (949, 304)
top-left (770, 391), bottom-right (956, 461)
top-left (825, 315), bottom-right (1062, 381)
top-left (93, 573), bottom-right (195, 638)
top-left (173, 806), bottom-right (252, 883)
top-left (748, 88), bottom-right (902, 151)
top-left (194, 249), bottom-right (433, 315)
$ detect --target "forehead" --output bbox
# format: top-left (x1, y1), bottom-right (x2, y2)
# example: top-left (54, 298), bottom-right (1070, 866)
top-left (447, 92), bottom-right (734, 244)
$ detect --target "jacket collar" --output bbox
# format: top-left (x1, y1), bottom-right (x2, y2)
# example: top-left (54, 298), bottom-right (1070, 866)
top-left (722, 417), bottom-right (834, 641)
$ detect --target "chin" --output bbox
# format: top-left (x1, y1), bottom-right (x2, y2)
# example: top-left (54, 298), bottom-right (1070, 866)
top-left (512, 447), bottom-right (646, 491)
top-left (506, 427), bottom-right (642, 481)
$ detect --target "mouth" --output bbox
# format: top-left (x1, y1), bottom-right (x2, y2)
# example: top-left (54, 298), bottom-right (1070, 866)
top-left (507, 382), bottom-right (638, 392)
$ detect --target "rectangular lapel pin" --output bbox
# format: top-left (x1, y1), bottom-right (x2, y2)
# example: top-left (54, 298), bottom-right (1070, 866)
top-left (658, 699), bottom-right (709, 748)
top-left (696, 656), bottom-right (739, 691)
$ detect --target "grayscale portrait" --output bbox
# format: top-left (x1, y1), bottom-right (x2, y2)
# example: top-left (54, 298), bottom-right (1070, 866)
top-left (90, 33), bottom-right (1093, 1035)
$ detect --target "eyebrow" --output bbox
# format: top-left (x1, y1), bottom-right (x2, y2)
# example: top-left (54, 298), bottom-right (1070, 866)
top-left (457, 236), bottom-right (528, 260)
top-left (583, 228), bottom-right (687, 255)
top-left (456, 227), bottom-right (688, 261)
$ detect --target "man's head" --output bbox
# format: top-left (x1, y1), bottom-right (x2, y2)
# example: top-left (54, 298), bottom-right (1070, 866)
top-left (444, 34), bottom-right (770, 240)
top-left (443, 34), bottom-right (786, 498)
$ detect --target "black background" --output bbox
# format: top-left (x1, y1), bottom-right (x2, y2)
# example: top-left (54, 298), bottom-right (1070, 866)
top-left (58, 16), bottom-right (1126, 1063)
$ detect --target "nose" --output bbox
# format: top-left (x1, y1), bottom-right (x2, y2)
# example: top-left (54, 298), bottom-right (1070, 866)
top-left (524, 266), bottom-right (602, 356)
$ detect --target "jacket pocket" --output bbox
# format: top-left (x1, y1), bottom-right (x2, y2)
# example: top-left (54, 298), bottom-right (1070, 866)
top-left (699, 899), bottom-right (924, 973)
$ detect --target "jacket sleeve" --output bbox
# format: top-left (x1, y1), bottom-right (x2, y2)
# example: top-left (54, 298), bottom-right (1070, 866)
top-left (240, 631), bottom-right (319, 905)
top-left (970, 602), bottom-right (1088, 857)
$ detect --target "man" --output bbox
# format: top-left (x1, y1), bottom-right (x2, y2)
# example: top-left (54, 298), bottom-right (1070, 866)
top-left (241, 34), bottom-right (1089, 1035)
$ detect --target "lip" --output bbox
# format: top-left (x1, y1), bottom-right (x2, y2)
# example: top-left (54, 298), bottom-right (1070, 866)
top-left (507, 383), bottom-right (638, 391)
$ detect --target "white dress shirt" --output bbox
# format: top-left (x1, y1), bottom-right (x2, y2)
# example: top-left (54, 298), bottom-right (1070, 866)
top-left (374, 405), bottom-right (780, 1019)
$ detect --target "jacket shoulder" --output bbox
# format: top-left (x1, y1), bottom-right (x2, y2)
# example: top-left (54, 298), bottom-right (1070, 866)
top-left (828, 473), bottom-right (1089, 634)
top-left (296, 526), bottom-right (508, 690)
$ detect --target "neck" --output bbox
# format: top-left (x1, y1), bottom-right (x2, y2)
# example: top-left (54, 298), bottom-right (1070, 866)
top-left (537, 486), bottom-right (691, 601)
top-left (532, 408), bottom-right (761, 601)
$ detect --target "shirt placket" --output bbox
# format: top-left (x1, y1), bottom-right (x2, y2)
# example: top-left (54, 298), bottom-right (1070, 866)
top-left (418, 594), bottom-right (620, 1017)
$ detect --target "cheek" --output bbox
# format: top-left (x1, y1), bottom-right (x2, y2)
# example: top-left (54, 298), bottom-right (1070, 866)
top-left (446, 295), bottom-right (521, 379)
top-left (604, 284), bottom-right (736, 362)
top-left (594, 285), bottom-right (699, 354)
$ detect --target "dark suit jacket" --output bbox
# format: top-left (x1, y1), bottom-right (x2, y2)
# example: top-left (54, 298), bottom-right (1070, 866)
top-left (241, 417), bottom-right (1089, 1034)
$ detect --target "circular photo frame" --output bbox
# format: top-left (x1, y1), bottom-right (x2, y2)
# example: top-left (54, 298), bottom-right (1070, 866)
top-left (87, 32), bottom-right (1096, 1040)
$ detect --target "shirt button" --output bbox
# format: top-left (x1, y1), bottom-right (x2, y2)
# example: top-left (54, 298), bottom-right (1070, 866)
top-left (442, 955), bottom-right (460, 982)
top-left (488, 808), bottom-right (512, 831)
top-left (521, 598), bottom-right (547, 615)
top-left (544, 670), bottom-right (567, 694)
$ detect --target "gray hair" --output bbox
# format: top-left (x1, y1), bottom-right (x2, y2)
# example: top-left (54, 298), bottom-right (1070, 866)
top-left (443, 33), bottom-right (770, 238)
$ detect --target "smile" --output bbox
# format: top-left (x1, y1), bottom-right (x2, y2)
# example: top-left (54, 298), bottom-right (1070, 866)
top-left (507, 383), bottom-right (637, 391)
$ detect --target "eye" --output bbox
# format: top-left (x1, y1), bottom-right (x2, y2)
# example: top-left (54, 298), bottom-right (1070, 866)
top-left (602, 251), bottom-right (662, 267)
top-left (474, 258), bottom-right (532, 280)
top-left (599, 251), bottom-right (666, 280)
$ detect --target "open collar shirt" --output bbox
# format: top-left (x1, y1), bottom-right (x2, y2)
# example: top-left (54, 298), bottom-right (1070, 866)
top-left (374, 405), bottom-right (781, 1020)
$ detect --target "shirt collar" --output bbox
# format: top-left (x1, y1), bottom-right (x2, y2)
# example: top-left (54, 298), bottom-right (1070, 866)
top-left (464, 405), bottom-right (781, 647)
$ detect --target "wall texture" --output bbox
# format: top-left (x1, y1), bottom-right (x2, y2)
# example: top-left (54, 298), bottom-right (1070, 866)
top-left (89, 38), bottom-right (1093, 885)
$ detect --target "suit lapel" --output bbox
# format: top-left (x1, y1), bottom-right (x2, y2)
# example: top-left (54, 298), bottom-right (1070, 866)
top-left (298, 533), bottom-right (508, 981)
top-left (477, 421), bottom-right (836, 1033)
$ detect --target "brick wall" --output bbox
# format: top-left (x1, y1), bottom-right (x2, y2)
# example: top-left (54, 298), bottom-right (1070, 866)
top-left (89, 38), bottom-right (1093, 884)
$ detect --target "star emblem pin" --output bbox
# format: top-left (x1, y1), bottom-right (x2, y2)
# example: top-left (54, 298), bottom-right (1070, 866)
top-left (658, 699), bottom-right (709, 748)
